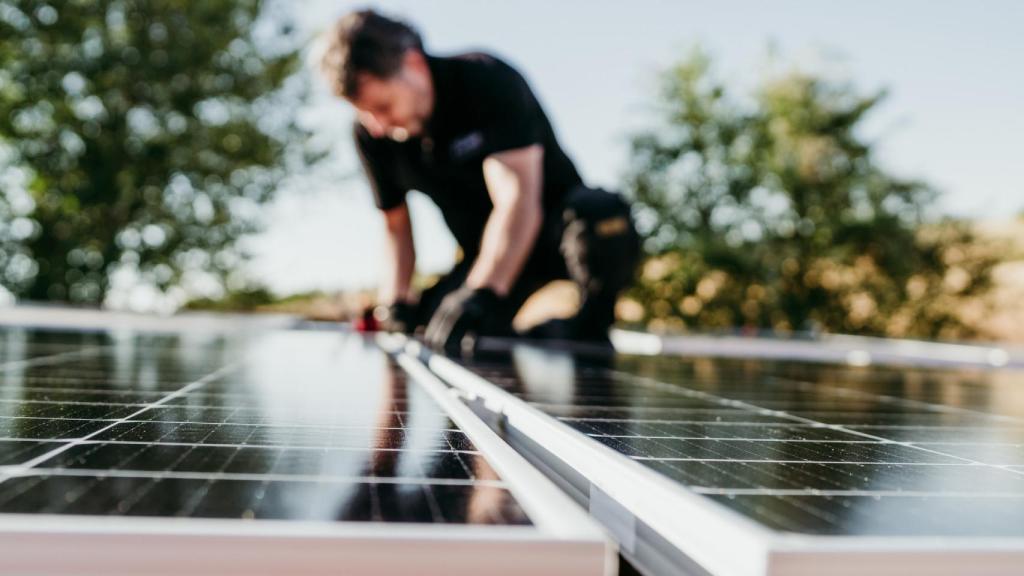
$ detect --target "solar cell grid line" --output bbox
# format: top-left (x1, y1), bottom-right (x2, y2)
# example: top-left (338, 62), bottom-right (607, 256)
top-left (108, 415), bottom-right (460, 433)
top-left (0, 359), bottom-right (242, 476)
top-left (598, 352), bottom-right (999, 428)
top-left (609, 366), bottom-right (1024, 481)
top-left (623, 357), bottom-right (1024, 456)
top-left (603, 365), bottom-right (1024, 481)
top-left (420, 341), bottom-right (1024, 576)
top-left (170, 420), bottom-right (268, 520)
top-left (0, 326), bottom-right (611, 576)
top-left (4, 467), bottom-right (498, 487)
top-left (2, 387), bottom-right (171, 403)
top-left (760, 372), bottom-right (1024, 426)
top-left (31, 441), bottom-right (485, 479)
top-left (0, 346), bottom-right (106, 374)
top-left (0, 397), bottom-right (151, 408)
top-left (0, 416), bottom-right (114, 440)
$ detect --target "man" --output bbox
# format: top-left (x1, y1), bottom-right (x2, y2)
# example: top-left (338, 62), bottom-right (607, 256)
top-left (319, 10), bottom-right (639, 353)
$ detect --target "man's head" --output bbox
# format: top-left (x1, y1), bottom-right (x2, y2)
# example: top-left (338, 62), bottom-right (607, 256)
top-left (318, 10), bottom-right (433, 141)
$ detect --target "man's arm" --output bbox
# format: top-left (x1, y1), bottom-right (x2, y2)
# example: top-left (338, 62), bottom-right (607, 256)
top-left (380, 202), bottom-right (416, 304)
top-left (465, 144), bottom-right (545, 296)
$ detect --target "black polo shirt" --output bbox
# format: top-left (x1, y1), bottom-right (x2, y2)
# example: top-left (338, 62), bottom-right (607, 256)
top-left (354, 52), bottom-right (583, 256)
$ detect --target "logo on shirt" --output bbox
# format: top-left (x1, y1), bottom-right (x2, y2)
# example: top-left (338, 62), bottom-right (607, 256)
top-left (450, 131), bottom-right (485, 160)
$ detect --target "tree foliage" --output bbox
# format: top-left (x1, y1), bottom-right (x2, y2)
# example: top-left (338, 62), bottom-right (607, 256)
top-left (0, 0), bottom-right (306, 304)
top-left (625, 51), bottom-right (1000, 339)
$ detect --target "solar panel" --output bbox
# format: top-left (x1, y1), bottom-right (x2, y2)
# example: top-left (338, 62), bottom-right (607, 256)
top-left (418, 339), bottom-right (1024, 576)
top-left (0, 325), bottom-right (610, 575)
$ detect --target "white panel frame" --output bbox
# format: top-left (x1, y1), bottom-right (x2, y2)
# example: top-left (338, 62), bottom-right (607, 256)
top-left (609, 329), bottom-right (1022, 369)
top-left (0, 515), bottom-right (601, 576)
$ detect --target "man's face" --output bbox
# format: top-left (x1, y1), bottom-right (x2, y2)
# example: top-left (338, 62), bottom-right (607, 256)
top-left (349, 52), bottom-right (432, 141)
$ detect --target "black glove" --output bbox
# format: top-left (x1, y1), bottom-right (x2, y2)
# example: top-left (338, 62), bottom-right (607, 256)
top-left (424, 286), bottom-right (500, 353)
top-left (375, 301), bottom-right (418, 334)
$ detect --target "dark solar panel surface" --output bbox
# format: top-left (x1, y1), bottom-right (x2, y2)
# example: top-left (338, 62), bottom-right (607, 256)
top-left (460, 346), bottom-right (1024, 536)
top-left (0, 328), bottom-right (529, 525)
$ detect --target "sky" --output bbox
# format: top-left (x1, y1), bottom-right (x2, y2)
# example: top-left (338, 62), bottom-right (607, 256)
top-left (246, 0), bottom-right (1024, 296)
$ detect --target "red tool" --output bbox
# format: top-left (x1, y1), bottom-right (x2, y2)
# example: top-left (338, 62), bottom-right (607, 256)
top-left (353, 306), bottom-right (380, 332)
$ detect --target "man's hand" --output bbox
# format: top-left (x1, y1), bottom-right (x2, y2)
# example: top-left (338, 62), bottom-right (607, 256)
top-left (424, 286), bottom-right (500, 353)
top-left (375, 301), bottom-right (417, 334)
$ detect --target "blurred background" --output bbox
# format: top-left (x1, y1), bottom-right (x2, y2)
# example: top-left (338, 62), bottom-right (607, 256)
top-left (1, 0), bottom-right (1022, 341)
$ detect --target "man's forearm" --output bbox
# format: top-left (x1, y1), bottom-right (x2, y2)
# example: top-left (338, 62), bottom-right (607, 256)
top-left (465, 197), bottom-right (542, 296)
top-left (465, 146), bottom-right (545, 297)
top-left (379, 205), bottom-right (416, 304)
top-left (382, 236), bottom-right (415, 303)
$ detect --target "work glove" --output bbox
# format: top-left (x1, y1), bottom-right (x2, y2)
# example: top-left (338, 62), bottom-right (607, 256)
top-left (375, 301), bottom-right (418, 334)
top-left (424, 286), bottom-right (500, 354)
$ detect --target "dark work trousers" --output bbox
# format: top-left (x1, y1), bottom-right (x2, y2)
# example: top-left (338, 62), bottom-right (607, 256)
top-left (415, 185), bottom-right (641, 340)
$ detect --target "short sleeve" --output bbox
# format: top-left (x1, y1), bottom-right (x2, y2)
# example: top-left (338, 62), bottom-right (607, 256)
top-left (476, 58), bottom-right (545, 154)
top-left (353, 123), bottom-right (407, 211)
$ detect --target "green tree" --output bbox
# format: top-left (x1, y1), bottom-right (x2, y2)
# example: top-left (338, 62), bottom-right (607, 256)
top-left (0, 0), bottom-right (307, 303)
top-left (625, 51), bottom-right (1000, 339)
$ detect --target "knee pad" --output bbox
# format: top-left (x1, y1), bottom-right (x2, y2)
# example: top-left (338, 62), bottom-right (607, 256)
top-left (560, 185), bottom-right (640, 294)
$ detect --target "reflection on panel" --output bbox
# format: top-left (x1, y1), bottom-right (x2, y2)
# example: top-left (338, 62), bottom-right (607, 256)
top-left (0, 328), bottom-right (529, 526)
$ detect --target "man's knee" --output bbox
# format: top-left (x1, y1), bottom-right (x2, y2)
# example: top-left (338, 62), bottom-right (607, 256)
top-left (560, 185), bottom-right (640, 292)
top-left (563, 185), bottom-right (633, 225)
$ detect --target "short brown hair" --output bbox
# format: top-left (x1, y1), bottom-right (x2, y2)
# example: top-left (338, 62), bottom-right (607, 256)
top-left (318, 10), bottom-right (423, 99)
